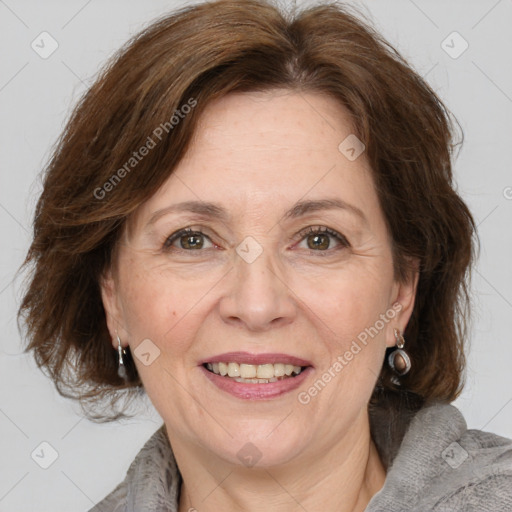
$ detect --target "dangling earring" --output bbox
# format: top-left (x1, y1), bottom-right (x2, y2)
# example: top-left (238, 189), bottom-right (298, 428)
top-left (388, 328), bottom-right (411, 376)
top-left (116, 333), bottom-right (128, 381)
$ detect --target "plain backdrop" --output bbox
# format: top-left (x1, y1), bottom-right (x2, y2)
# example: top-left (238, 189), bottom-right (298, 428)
top-left (1, 0), bottom-right (511, 510)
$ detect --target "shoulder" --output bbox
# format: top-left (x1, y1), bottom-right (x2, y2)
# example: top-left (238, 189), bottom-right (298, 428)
top-left (368, 401), bottom-right (512, 511)
top-left (432, 473), bottom-right (512, 511)
top-left (412, 403), bottom-right (512, 511)
top-left (87, 425), bottom-right (179, 512)
top-left (88, 480), bottom-right (127, 512)
top-left (430, 423), bottom-right (512, 511)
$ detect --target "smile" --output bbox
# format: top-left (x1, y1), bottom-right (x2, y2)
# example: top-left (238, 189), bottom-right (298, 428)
top-left (204, 362), bottom-right (306, 383)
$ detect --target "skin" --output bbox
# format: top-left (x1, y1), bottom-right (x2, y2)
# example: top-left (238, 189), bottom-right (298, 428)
top-left (101, 89), bottom-right (419, 512)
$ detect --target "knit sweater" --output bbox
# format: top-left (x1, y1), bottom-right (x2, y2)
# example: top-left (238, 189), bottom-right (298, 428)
top-left (89, 402), bottom-right (512, 511)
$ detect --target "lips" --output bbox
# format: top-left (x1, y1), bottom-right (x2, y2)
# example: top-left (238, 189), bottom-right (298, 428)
top-left (199, 351), bottom-right (313, 399)
top-left (199, 351), bottom-right (313, 367)
top-left (200, 364), bottom-right (313, 400)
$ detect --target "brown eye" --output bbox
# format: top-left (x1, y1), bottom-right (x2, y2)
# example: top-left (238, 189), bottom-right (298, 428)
top-left (180, 233), bottom-right (204, 249)
top-left (295, 226), bottom-right (350, 253)
top-left (307, 232), bottom-right (331, 250)
top-left (164, 229), bottom-right (213, 251)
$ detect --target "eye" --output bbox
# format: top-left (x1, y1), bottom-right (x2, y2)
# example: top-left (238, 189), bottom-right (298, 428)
top-left (163, 226), bottom-right (349, 255)
top-left (293, 226), bottom-right (350, 253)
top-left (164, 228), bottom-right (215, 252)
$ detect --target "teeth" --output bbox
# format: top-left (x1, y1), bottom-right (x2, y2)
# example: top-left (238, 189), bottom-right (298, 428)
top-left (206, 362), bottom-right (306, 380)
top-left (234, 377), bottom-right (272, 384)
top-left (240, 364), bottom-right (257, 378)
top-left (256, 364), bottom-right (274, 379)
top-left (218, 362), bottom-right (228, 376)
top-left (227, 362), bottom-right (241, 377)
top-left (274, 363), bottom-right (285, 377)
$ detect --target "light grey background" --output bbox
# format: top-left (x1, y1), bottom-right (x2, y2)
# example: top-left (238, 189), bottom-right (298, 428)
top-left (1, 0), bottom-right (511, 510)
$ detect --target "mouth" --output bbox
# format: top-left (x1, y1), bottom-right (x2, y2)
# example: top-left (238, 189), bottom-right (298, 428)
top-left (199, 352), bottom-right (313, 400)
top-left (203, 361), bottom-right (308, 384)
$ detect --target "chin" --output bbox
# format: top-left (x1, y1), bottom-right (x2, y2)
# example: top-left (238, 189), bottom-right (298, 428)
top-left (209, 423), bottom-right (308, 469)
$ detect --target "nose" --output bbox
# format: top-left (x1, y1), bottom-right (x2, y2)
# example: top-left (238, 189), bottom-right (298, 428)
top-left (218, 243), bottom-right (297, 332)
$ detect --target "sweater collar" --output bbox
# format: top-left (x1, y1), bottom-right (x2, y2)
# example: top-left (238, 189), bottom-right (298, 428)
top-left (124, 423), bottom-right (181, 512)
top-left (366, 402), bottom-right (467, 511)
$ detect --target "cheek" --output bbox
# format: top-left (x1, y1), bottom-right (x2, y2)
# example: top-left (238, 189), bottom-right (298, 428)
top-left (118, 256), bottom-right (221, 355)
top-left (312, 277), bottom-right (392, 381)
top-left (298, 261), bottom-right (395, 397)
top-left (298, 261), bottom-right (395, 340)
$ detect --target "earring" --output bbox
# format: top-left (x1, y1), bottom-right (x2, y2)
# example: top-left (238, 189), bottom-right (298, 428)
top-left (116, 334), bottom-right (128, 381)
top-left (388, 328), bottom-right (411, 376)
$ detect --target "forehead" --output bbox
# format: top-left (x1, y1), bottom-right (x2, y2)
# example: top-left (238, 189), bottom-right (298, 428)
top-left (196, 89), bottom-right (348, 147)
top-left (132, 89), bottom-right (378, 228)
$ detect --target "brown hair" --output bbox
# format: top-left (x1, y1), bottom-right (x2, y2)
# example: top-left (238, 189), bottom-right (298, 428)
top-left (19, 0), bottom-right (476, 426)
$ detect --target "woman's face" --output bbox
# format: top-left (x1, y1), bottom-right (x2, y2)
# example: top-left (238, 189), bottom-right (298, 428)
top-left (102, 90), bottom-right (417, 467)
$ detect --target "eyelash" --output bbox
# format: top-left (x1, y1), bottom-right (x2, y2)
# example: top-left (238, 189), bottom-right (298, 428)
top-left (293, 226), bottom-right (350, 254)
top-left (163, 226), bottom-right (350, 256)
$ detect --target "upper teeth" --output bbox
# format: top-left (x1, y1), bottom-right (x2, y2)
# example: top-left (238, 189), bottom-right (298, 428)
top-left (206, 362), bottom-right (303, 379)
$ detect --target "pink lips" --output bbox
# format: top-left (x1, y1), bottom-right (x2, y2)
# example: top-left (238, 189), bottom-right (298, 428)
top-left (200, 365), bottom-right (313, 400)
top-left (199, 351), bottom-right (313, 401)
top-left (199, 351), bottom-right (313, 367)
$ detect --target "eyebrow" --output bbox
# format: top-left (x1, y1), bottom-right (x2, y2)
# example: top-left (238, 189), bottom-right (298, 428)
top-left (147, 198), bottom-right (367, 226)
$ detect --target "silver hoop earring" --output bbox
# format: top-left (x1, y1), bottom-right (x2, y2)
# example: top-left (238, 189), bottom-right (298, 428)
top-left (388, 328), bottom-right (411, 376)
top-left (116, 334), bottom-right (128, 381)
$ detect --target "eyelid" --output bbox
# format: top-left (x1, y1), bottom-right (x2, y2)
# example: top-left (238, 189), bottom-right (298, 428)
top-left (291, 225), bottom-right (350, 248)
top-left (163, 227), bottom-right (217, 251)
top-left (163, 225), bottom-right (350, 253)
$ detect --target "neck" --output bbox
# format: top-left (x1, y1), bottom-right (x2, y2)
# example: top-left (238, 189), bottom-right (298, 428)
top-left (172, 410), bottom-right (386, 512)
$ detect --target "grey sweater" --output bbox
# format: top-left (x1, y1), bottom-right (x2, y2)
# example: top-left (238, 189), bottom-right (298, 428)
top-left (89, 402), bottom-right (512, 511)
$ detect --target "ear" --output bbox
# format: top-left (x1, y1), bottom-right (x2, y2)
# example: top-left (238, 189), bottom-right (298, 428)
top-left (100, 268), bottom-right (128, 349)
top-left (386, 257), bottom-right (420, 348)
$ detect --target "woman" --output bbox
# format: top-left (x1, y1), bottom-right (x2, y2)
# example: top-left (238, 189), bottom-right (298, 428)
top-left (19, 0), bottom-right (512, 510)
